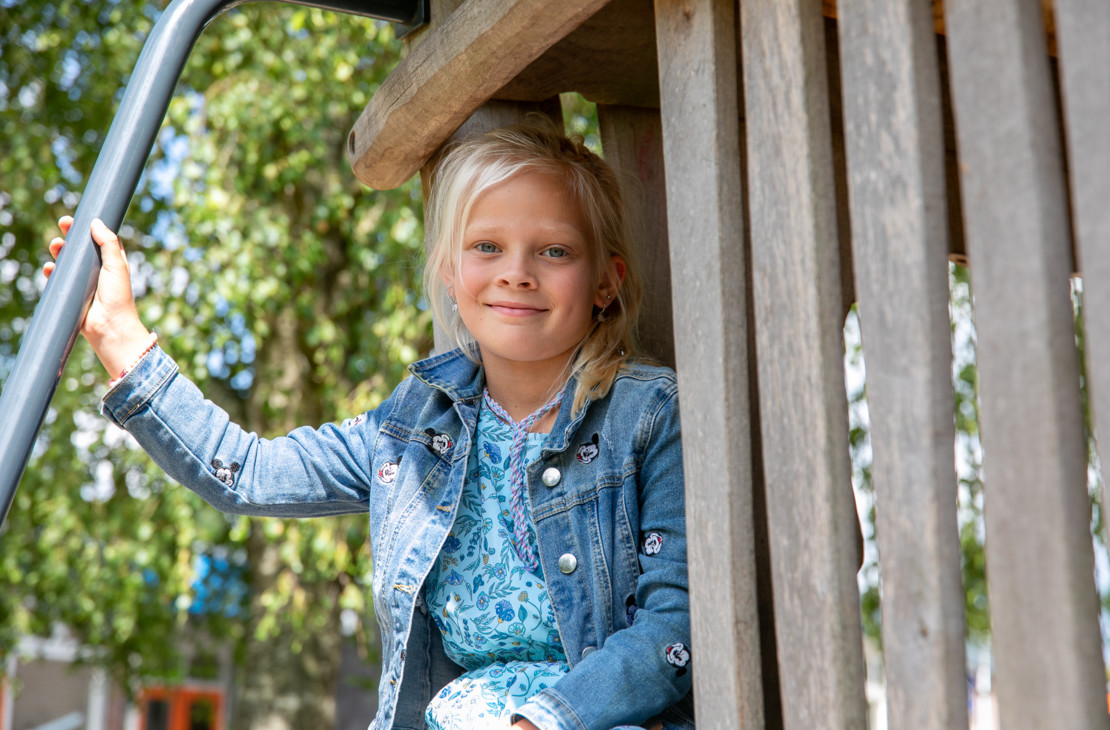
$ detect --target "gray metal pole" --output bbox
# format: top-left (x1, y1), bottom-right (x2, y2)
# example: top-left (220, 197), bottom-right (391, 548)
top-left (0, 0), bottom-right (424, 527)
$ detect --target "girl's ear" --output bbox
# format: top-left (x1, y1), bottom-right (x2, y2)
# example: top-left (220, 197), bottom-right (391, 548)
top-left (595, 255), bottom-right (627, 308)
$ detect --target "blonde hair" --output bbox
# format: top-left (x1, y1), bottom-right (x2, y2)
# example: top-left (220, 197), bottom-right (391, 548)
top-left (423, 119), bottom-right (643, 415)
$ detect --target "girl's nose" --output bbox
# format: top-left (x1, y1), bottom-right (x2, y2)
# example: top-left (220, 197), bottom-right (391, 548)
top-left (497, 252), bottom-right (537, 288)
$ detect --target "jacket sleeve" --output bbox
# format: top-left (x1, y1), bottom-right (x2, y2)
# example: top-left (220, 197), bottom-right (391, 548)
top-left (516, 388), bottom-right (692, 730)
top-left (100, 345), bottom-right (381, 517)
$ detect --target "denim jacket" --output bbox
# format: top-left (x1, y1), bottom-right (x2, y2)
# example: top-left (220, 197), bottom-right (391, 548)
top-left (101, 346), bottom-right (694, 730)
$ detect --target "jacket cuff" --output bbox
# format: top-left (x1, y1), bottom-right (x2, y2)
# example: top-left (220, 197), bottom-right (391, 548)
top-left (514, 689), bottom-right (586, 730)
top-left (99, 346), bottom-right (178, 428)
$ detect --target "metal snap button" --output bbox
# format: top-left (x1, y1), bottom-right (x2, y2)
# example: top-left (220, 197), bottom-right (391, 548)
top-left (581, 645), bottom-right (597, 658)
top-left (558, 553), bottom-right (578, 574)
top-left (542, 467), bottom-right (562, 487)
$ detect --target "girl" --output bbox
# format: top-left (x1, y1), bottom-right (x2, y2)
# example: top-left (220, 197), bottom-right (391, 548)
top-left (46, 122), bottom-right (693, 730)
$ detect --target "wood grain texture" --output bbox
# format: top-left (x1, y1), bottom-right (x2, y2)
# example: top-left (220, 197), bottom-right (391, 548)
top-left (654, 1), bottom-right (763, 727)
top-left (597, 105), bottom-right (674, 368)
top-left (836, 1), bottom-right (968, 728)
top-left (740, 1), bottom-right (868, 727)
top-left (348, 0), bottom-right (609, 190)
top-left (1055, 0), bottom-right (1110, 552)
top-left (945, 1), bottom-right (1108, 728)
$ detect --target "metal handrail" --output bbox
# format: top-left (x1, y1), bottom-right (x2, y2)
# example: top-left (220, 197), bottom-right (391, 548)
top-left (0, 0), bottom-right (427, 527)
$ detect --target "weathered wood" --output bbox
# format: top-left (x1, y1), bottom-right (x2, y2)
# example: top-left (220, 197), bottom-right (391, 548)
top-left (497, 0), bottom-right (659, 109)
top-left (945, 1), bottom-right (1108, 728)
top-left (740, 1), bottom-right (868, 727)
top-left (420, 99), bottom-right (563, 353)
top-left (596, 105), bottom-right (674, 368)
top-left (348, 0), bottom-right (610, 190)
top-left (1056, 0), bottom-right (1110, 551)
top-left (837, 1), bottom-right (968, 728)
top-left (654, 1), bottom-right (763, 728)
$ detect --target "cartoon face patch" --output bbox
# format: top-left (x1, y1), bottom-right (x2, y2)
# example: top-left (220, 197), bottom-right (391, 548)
top-left (642, 532), bottom-right (663, 556)
top-left (665, 641), bottom-right (690, 676)
top-left (377, 460), bottom-right (400, 484)
top-left (344, 413), bottom-right (366, 428)
top-left (425, 428), bottom-right (453, 456)
top-left (212, 458), bottom-right (240, 487)
top-left (576, 433), bottom-right (600, 464)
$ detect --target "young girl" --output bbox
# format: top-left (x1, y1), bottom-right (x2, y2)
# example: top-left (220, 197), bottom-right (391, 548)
top-left (46, 122), bottom-right (693, 730)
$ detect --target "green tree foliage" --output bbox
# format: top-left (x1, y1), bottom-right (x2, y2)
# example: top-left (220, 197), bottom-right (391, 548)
top-left (0, 1), bottom-right (431, 725)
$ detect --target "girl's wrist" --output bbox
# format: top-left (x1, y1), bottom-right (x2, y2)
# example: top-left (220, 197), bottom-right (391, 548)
top-left (91, 322), bottom-right (155, 379)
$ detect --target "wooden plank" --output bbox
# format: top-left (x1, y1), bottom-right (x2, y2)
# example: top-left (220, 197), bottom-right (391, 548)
top-left (1055, 0), bottom-right (1110, 550)
top-left (653, 1), bottom-right (764, 727)
top-left (836, 1), bottom-right (968, 728)
top-left (497, 0), bottom-right (660, 109)
top-left (597, 105), bottom-right (674, 368)
top-left (944, 2), bottom-right (1108, 729)
top-left (348, 0), bottom-right (610, 190)
top-left (739, 1), bottom-right (868, 728)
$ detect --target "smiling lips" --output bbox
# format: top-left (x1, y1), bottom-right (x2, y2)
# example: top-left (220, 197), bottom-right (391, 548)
top-left (486, 301), bottom-right (547, 317)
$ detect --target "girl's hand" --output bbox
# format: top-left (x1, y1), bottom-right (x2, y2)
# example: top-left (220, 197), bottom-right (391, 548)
top-left (511, 721), bottom-right (540, 730)
top-left (44, 216), bottom-right (152, 377)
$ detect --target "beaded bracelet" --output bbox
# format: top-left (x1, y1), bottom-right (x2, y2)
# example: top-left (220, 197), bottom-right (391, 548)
top-left (106, 332), bottom-right (159, 390)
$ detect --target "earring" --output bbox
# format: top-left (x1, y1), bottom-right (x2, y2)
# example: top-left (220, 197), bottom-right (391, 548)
top-left (449, 290), bottom-right (458, 312)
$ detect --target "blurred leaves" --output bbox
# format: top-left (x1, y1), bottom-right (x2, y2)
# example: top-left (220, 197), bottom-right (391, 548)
top-left (1, 0), bottom-right (431, 721)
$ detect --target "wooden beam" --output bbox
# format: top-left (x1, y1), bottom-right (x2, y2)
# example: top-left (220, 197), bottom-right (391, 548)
top-left (1056, 0), bottom-right (1110, 551)
top-left (945, 1), bottom-right (1106, 728)
top-left (837, 1), bottom-right (968, 728)
top-left (347, 0), bottom-right (610, 190)
top-left (740, 0), bottom-right (868, 726)
top-left (654, 1), bottom-right (764, 727)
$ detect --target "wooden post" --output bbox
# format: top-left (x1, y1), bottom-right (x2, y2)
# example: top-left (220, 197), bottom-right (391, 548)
top-left (654, 1), bottom-right (764, 727)
top-left (837, 1), bottom-right (968, 728)
top-left (1055, 0), bottom-right (1110, 551)
top-left (597, 105), bottom-right (674, 367)
top-left (740, 1), bottom-right (868, 727)
top-left (945, 1), bottom-right (1108, 728)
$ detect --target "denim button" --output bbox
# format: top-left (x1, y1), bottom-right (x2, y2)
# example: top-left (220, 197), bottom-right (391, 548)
top-left (581, 645), bottom-right (596, 659)
top-left (542, 467), bottom-right (561, 487)
top-left (558, 553), bottom-right (577, 574)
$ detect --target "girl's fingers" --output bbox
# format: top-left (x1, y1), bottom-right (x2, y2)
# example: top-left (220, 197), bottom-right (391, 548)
top-left (58, 216), bottom-right (73, 235)
top-left (90, 218), bottom-right (127, 267)
top-left (49, 237), bottom-right (64, 259)
top-left (43, 261), bottom-right (56, 279)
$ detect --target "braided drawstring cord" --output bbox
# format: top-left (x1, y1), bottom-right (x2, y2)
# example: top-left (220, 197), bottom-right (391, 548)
top-left (481, 385), bottom-right (564, 572)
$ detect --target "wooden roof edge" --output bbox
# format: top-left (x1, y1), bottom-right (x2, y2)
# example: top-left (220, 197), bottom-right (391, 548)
top-left (347, 0), bottom-right (611, 190)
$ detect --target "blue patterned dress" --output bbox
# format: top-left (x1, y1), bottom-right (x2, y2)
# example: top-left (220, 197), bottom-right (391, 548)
top-left (424, 402), bottom-right (569, 729)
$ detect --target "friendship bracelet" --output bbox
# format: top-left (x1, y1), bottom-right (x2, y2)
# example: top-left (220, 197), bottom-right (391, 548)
top-left (107, 332), bottom-right (159, 390)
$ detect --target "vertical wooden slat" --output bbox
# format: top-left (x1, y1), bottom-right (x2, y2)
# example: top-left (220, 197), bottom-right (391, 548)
top-left (740, 1), bottom-right (867, 728)
top-left (1056, 0), bottom-right (1110, 551)
top-left (654, 1), bottom-right (764, 728)
top-left (837, 1), bottom-right (968, 728)
top-left (945, 2), bottom-right (1108, 728)
top-left (597, 105), bottom-right (675, 368)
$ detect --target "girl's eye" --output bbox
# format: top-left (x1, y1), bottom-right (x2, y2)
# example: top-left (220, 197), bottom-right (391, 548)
top-left (475, 241), bottom-right (499, 254)
top-left (543, 246), bottom-right (569, 259)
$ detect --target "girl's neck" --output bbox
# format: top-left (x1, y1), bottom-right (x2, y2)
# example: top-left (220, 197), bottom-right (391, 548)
top-left (481, 355), bottom-right (570, 430)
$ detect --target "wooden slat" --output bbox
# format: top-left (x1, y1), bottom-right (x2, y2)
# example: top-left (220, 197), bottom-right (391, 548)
top-left (1056, 0), bottom-right (1110, 551)
top-left (740, 1), bottom-right (868, 727)
top-left (597, 105), bottom-right (674, 368)
top-left (944, 2), bottom-right (1108, 729)
top-left (653, 1), bottom-right (764, 727)
top-left (836, 1), bottom-right (968, 728)
top-left (348, 0), bottom-right (610, 190)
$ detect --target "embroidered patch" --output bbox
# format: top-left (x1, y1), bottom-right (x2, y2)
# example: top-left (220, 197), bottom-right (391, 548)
top-left (642, 532), bottom-right (663, 556)
top-left (665, 641), bottom-right (690, 676)
top-left (425, 428), bottom-right (453, 456)
top-left (344, 413), bottom-right (366, 428)
top-left (576, 433), bottom-right (600, 463)
top-left (625, 594), bottom-right (638, 626)
top-left (211, 458), bottom-right (240, 486)
top-left (377, 459), bottom-right (400, 484)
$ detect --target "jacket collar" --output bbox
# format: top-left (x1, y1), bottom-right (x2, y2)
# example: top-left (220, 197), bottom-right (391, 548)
top-left (408, 348), bottom-right (591, 452)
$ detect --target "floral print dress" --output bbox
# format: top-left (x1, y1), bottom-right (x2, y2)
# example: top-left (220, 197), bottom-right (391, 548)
top-left (424, 402), bottom-right (569, 729)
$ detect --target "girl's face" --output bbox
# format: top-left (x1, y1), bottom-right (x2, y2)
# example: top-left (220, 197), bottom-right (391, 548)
top-left (446, 171), bottom-right (622, 375)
